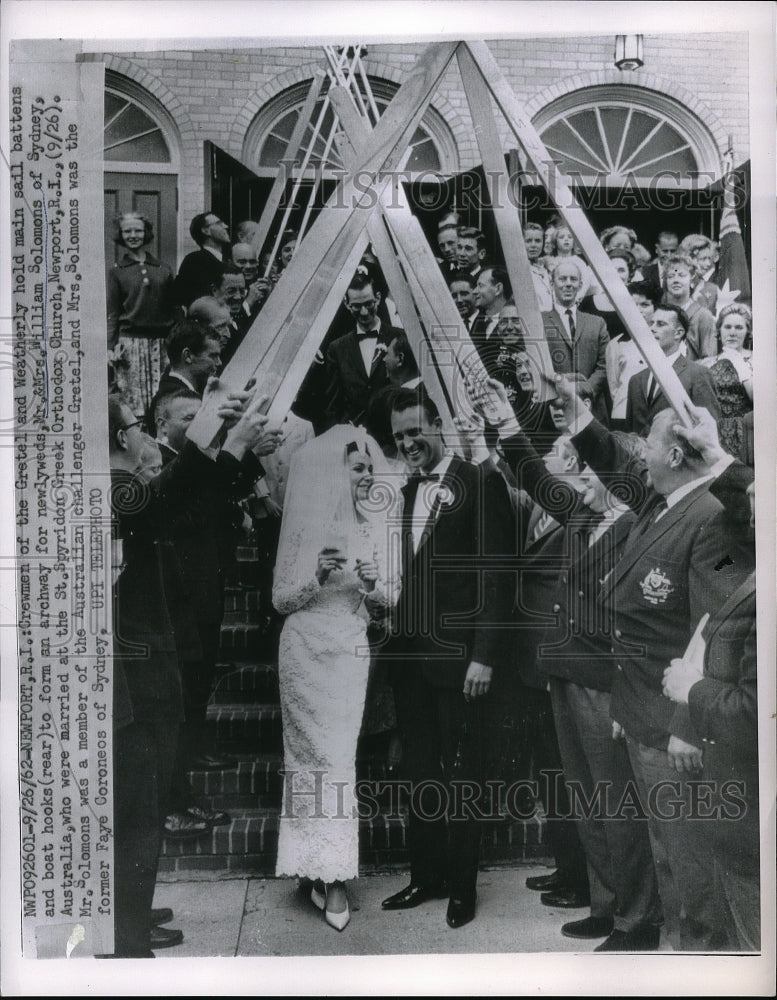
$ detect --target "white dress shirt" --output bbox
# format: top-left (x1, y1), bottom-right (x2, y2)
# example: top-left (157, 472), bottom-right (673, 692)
top-left (410, 454), bottom-right (454, 553)
top-left (357, 321), bottom-right (381, 373)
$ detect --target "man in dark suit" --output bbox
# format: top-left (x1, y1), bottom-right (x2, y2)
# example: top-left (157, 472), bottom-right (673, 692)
top-left (495, 431), bottom-right (594, 913)
top-left (542, 261), bottom-right (609, 420)
top-left (212, 264), bottom-right (254, 366)
top-left (144, 318), bottom-right (223, 434)
top-left (448, 271), bottom-right (476, 324)
top-left (436, 221), bottom-right (459, 276)
top-left (469, 265), bottom-right (512, 374)
top-left (485, 380), bottom-right (661, 950)
top-left (323, 273), bottom-right (397, 427)
top-left (154, 385), bottom-right (280, 781)
top-left (173, 212), bottom-right (230, 309)
top-left (556, 380), bottom-right (754, 950)
top-left (456, 226), bottom-right (488, 280)
top-left (380, 388), bottom-right (515, 928)
top-left (624, 304), bottom-right (721, 436)
top-left (187, 296), bottom-right (232, 347)
top-left (662, 408), bottom-right (758, 950)
top-left (640, 230), bottom-right (679, 298)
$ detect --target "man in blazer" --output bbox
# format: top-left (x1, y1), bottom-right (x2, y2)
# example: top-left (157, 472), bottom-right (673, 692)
top-left (624, 304), bottom-right (721, 436)
top-left (380, 388), bottom-right (515, 928)
top-left (662, 410), bottom-right (758, 950)
top-left (488, 382), bottom-right (661, 951)
top-left (556, 380), bottom-right (754, 950)
top-left (497, 433), bottom-right (594, 914)
top-left (323, 273), bottom-right (396, 427)
top-left (542, 261), bottom-right (609, 420)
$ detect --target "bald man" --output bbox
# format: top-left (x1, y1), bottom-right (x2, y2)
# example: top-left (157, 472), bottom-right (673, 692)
top-left (542, 260), bottom-right (609, 420)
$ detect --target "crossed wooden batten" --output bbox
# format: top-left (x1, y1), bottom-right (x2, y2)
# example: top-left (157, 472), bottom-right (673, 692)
top-left (188, 39), bottom-right (696, 451)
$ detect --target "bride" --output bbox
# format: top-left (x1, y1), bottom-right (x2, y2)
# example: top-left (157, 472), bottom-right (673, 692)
top-left (272, 425), bottom-right (397, 931)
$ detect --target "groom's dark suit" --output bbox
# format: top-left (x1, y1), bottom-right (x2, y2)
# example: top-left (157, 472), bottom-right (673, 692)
top-left (383, 456), bottom-right (515, 900)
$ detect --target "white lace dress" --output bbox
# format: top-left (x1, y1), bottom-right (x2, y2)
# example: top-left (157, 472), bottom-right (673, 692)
top-left (273, 522), bottom-right (379, 883)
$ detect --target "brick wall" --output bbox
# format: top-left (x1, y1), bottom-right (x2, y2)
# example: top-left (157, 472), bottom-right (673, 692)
top-left (90, 33), bottom-right (749, 259)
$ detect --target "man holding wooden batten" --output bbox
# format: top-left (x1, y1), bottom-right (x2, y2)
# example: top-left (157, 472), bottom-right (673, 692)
top-left (550, 369), bottom-right (754, 950)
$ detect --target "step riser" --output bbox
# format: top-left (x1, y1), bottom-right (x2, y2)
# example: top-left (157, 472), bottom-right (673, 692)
top-left (161, 814), bottom-right (548, 858)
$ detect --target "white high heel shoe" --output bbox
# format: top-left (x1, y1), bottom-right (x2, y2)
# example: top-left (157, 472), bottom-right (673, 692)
top-left (324, 884), bottom-right (350, 931)
top-left (310, 880), bottom-right (326, 911)
top-left (325, 898), bottom-right (350, 932)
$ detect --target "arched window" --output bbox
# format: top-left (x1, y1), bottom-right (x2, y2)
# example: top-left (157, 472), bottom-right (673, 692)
top-left (534, 86), bottom-right (721, 187)
top-left (244, 77), bottom-right (458, 178)
top-left (103, 73), bottom-right (180, 173)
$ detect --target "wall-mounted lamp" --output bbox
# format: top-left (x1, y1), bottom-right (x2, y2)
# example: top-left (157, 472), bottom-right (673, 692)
top-left (614, 35), bottom-right (644, 71)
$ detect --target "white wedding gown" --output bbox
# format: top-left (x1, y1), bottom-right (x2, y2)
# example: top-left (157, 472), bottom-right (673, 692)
top-left (273, 522), bottom-right (376, 883)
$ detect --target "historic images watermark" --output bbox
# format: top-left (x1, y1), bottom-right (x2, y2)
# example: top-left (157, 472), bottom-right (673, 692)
top-left (280, 770), bottom-right (750, 823)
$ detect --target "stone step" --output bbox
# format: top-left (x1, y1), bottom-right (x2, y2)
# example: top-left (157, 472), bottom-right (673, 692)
top-left (158, 806), bottom-right (551, 877)
top-left (219, 623), bottom-right (280, 662)
top-left (187, 754), bottom-right (284, 809)
top-left (223, 587), bottom-right (262, 614)
top-left (187, 741), bottom-right (408, 811)
top-left (211, 663), bottom-right (279, 704)
top-left (207, 703), bottom-right (283, 753)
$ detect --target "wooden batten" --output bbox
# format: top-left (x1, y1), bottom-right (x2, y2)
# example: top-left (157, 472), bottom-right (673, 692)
top-left (188, 41), bottom-right (459, 448)
top-left (456, 44), bottom-right (555, 402)
top-left (464, 40), bottom-right (695, 425)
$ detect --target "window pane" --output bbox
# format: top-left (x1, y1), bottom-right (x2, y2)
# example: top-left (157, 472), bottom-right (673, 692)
top-left (566, 110), bottom-right (608, 168)
top-left (541, 120), bottom-right (602, 173)
top-left (104, 130), bottom-right (170, 163)
top-left (104, 92), bottom-right (170, 163)
top-left (619, 110), bottom-right (660, 167)
top-left (599, 107), bottom-right (631, 165)
top-left (406, 131), bottom-right (441, 172)
top-left (256, 87), bottom-right (442, 174)
top-left (259, 133), bottom-right (290, 166)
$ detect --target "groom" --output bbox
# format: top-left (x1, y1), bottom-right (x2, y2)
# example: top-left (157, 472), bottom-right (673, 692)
top-left (380, 387), bottom-right (515, 928)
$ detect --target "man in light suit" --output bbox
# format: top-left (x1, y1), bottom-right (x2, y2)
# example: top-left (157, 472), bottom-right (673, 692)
top-left (555, 380), bottom-right (754, 950)
top-left (380, 388), bottom-right (515, 929)
top-left (662, 408), bottom-right (758, 951)
top-left (542, 261), bottom-right (609, 420)
top-left (624, 303), bottom-right (720, 437)
top-left (323, 272), bottom-right (397, 427)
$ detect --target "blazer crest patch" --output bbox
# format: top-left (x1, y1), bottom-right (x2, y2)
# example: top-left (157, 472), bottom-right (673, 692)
top-left (639, 566), bottom-right (674, 604)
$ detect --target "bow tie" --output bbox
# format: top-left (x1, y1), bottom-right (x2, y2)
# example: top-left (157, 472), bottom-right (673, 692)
top-left (409, 471), bottom-right (440, 484)
top-left (356, 328), bottom-right (380, 338)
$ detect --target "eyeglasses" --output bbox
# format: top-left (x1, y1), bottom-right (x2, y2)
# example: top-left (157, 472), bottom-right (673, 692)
top-left (120, 420), bottom-right (141, 432)
top-left (347, 300), bottom-right (377, 312)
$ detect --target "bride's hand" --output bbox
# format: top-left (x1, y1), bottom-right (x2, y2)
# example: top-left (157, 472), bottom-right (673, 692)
top-left (317, 547), bottom-right (347, 585)
top-left (355, 558), bottom-right (378, 592)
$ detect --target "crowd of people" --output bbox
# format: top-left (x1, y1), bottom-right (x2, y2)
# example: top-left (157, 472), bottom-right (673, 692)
top-left (105, 203), bottom-right (758, 956)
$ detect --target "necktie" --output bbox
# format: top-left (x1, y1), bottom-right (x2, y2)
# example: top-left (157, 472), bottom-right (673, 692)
top-left (646, 373), bottom-right (658, 405)
top-left (652, 498), bottom-right (668, 524)
top-left (565, 308), bottom-right (576, 340)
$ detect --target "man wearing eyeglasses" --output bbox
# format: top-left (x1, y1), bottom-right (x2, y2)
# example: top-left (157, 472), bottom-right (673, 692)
top-left (323, 272), bottom-right (400, 428)
top-left (173, 211), bottom-right (231, 309)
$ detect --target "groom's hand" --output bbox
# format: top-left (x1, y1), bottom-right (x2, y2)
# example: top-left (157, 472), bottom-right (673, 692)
top-left (463, 661), bottom-right (492, 701)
